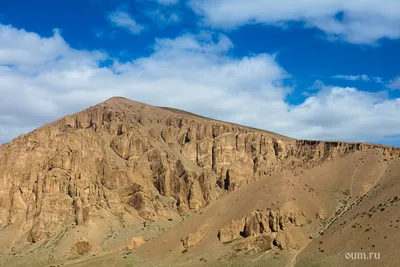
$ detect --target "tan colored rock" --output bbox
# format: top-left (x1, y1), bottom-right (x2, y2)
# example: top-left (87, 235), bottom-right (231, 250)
top-left (197, 138), bottom-right (213, 168)
top-left (232, 235), bottom-right (273, 252)
top-left (274, 232), bottom-right (297, 250)
top-left (218, 218), bottom-right (245, 243)
top-left (72, 241), bottom-right (92, 255)
top-left (126, 236), bottom-right (145, 250)
top-left (316, 209), bottom-right (327, 221)
top-left (218, 209), bottom-right (300, 245)
top-left (269, 210), bottom-right (279, 232)
top-left (198, 171), bottom-right (217, 204)
top-left (289, 212), bottom-right (301, 227)
top-left (73, 197), bottom-right (84, 225)
top-left (110, 131), bottom-right (151, 160)
top-left (279, 213), bottom-right (289, 230)
top-left (28, 221), bottom-right (46, 243)
top-left (128, 192), bottom-right (157, 221)
top-left (188, 179), bottom-right (205, 210)
top-left (244, 211), bottom-right (264, 237)
top-left (161, 126), bottom-right (178, 144)
top-left (224, 157), bottom-right (254, 192)
top-left (213, 133), bottom-right (237, 174)
top-left (178, 203), bottom-right (189, 215)
top-left (182, 228), bottom-right (207, 249)
top-left (259, 211), bottom-right (271, 234)
top-left (252, 235), bottom-right (274, 251)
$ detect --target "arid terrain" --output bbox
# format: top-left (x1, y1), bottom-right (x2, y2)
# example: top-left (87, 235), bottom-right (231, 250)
top-left (0, 97), bottom-right (399, 267)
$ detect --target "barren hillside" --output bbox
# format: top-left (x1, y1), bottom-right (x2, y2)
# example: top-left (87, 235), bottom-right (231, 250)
top-left (0, 97), bottom-right (399, 267)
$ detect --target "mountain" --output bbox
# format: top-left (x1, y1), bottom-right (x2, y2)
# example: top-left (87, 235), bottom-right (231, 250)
top-left (0, 97), bottom-right (399, 267)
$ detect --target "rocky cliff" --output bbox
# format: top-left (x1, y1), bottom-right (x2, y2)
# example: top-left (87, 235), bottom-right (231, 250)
top-left (0, 96), bottom-right (398, 252)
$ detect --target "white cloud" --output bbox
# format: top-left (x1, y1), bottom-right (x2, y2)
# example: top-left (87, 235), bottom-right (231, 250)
top-left (1, 24), bottom-right (400, 145)
top-left (388, 76), bottom-right (400, 90)
top-left (333, 74), bottom-right (370, 81)
top-left (288, 86), bottom-right (398, 141)
top-left (333, 74), bottom-right (399, 88)
top-left (107, 10), bottom-right (144, 34)
top-left (188, 0), bottom-right (400, 44)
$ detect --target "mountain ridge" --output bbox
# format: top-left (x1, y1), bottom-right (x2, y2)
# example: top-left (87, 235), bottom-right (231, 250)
top-left (3, 96), bottom-right (397, 149)
top-left (0, 96), bottom-right (399, 267)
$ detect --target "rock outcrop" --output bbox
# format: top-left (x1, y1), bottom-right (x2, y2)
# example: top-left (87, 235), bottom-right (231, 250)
top-left (274, 232), bottom-right (298, 250)
top-left (316, 209), bottom-right (327, 221)
top-left (218, 210), bottom-right (302, 243)
top-left (218, 209), bottom-right (305, 251)
top-left (218, 218), bottom-right (245, 243)
top-left (126, 236), bottom-right (145, 250)
top-left (182, 227), bottom-right (207, 249)
top-left (0, 96), bottom-right (398, 250)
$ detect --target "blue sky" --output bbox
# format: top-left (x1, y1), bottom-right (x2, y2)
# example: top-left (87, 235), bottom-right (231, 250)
top-left (0, 0), bottom-right (400, 146)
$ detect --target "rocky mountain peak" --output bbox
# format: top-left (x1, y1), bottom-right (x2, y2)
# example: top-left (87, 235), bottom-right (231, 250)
top-left (0, 97), bottom-right (399, 266)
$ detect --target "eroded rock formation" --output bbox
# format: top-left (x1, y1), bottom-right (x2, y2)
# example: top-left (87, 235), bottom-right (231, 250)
top-left (0, 96), bottom-right (398, 247)
top-left (182, 227), bottom-right (207, 249)
top-left (218, 209), bottom-right (305, 251)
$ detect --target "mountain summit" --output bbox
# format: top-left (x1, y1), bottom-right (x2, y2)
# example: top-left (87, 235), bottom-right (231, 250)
top-left (0, 97), bottom-right (399, 267)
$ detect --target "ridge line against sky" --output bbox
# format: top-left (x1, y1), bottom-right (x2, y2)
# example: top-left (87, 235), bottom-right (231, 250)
top-left (0, 0), bottom-right (399, 146)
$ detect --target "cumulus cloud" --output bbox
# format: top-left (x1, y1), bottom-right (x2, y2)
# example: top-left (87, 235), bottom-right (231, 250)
top-left (107, 10), bottom-right (144, 34)
top-left (388, 76), bottom-right (400, 90)
top-left (1, 24), bottom-right (400, 145)
top-left (288, 86), bottom-right (399, 141)
top-left (188, 0), bottom-right (400, 44)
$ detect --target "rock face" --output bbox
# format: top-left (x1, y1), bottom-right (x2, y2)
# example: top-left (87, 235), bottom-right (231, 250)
top-left (126, 237), bottom-right (145, 250)
top-left (218, 219), bottom-right (245, 243)
top-left (218, 210), bottom-right (302, 243)
top-left (218, 209), bottom-right (305, 251)
top-left (182, 227), bottom-right (207, 249)
top-left (0, 96), bottom-right (398, 249)
top-left (274, 232), bottom-right (298, 250)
